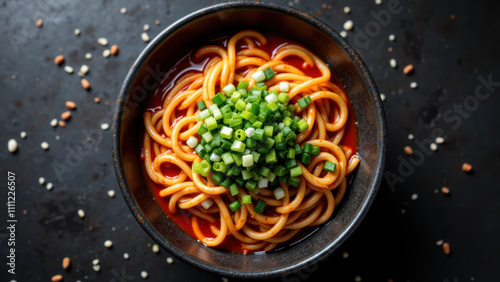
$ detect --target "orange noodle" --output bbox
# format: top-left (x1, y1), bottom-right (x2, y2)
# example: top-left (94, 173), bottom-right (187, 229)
top-left (142, 30), bottom-right (359, 253)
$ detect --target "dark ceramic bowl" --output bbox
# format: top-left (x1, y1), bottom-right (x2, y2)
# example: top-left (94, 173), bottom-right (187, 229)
top-left (112, 1), bottom-right (386, 279)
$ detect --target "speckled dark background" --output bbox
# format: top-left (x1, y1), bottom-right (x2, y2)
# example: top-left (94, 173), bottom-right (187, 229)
top-left (1, 0), bottom-right (499, 281)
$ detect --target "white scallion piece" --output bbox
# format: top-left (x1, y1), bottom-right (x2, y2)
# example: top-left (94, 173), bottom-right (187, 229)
top-left (201, 198), bottom-right (214, 209)
top-left (279, 82), bottom-right (290, 92)
top-left (273, 187), bottom-right (285, 200)
top-left (252, 71), bottom-right (266, 82)
top-left (186, 136), bottom-right (199, 148)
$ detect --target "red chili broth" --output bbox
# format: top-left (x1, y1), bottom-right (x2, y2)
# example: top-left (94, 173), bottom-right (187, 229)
top-left (141, 30), bottom-right (359, 254)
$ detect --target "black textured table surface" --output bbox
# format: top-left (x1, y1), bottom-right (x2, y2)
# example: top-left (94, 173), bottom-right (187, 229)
top-left (1, 0), bottom-right (499, 281)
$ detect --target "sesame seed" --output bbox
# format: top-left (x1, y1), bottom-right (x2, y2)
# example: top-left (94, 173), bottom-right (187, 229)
top-left (430, 143), bottom-right (438, 151)
top-left (54, 55), bottom-right (64, 65)
top-left (80, 65), bottom-right (89, 75)
top-left (354, 275), bottom-right (362, 282)
top-left (441, 187), bottom-right (450, 195)
top-left (388, 34), bottom-right (396, 41)
top-left (110, 45), bottom-right (119, 55)
top-left (85, 53), bottom-right (92, 60)
top-left (93, 265), bottom-right (101, 272)
top-left (74, 29), bottom-right (81, 36)
top-left (221, 278), bottom-right (229, 282)
top-left (81, 78), bottom-right (90, 90)
top-left (340, 31), bottom-right (347, 38)
top-left (436, 240), bottom-right (444, 246)
top-left (462, 162), bottom-right (472, 172)
top-left (61, 111), bottom-right (71, 120)
top-left (41, 142), bottom-right (49, 150)
top-left (104, 240), bottom-right (113, 248)
top-left (408, 134), bottom-right (415, 140)
top-left (380, 93), bottom-right (386, 101)
top-left (155, 20), bottom-right (160, 25)
top-left (46, 182), bottom-right (53, 190)
top-left (39, 177), bottom-right (46, 185)
top-left (152, 244), bottom-right (160, 253)
top-left (143, 24), bottom-right (150, 31)
top-left (411, 193), bottom-right (418, 200)
top-left (342, 252), bottom-right (349, 259)
top-left (120, 7), bottom-right (127, 14)
top-left (141, 32), bottom-right (150, 42)
top-left (103, 49), bottom-right (111, 57)
top-left (20, 131), bottom-right (27, 139)
top-left (410, 82), bottom-right (418, 89)
top-left (92, 259), bottom-right (100, 265)
top-left (97, 37), bottom-right (108, 46)
top-left (166, 257), bottom-right (174, 264)
top-left (101, 123), bottom-right (110, 131)
top-left (442, 242), bottom-right (451, 255)
top-left (107, 190), bottom-right (115, 198)
top-left (403, 64), bottom-right (414, 75)
top-left (375, 0), bottom-right (382, 5)
top-left (435, 137), bottom-right (445, 144)
top-left (50, 119), bottom-right (58, 127)
top-left (7, 139), bottom-right (18, 153)
top-left (141, 271), bottom-right (148, 279)
top-left (51, 275), bottom-right (63, 282)
top-left (78, 209), bottom-right (85, 218)
top-left (343, 6), bottom-right (351, 14)
top-left (123, 253), bottom-right (130, 260)
top-left (390, 58), bottom-right (397, 68)
top-left (55, 135), bottom-right (60, 140)
top-left (343, 20), bottom-right (354, 31)
top-left (64, 66), bottom-right (74, 74)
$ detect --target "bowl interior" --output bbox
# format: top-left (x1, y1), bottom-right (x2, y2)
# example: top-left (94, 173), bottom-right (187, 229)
top-left (113, 2), bottom-right (385, 279)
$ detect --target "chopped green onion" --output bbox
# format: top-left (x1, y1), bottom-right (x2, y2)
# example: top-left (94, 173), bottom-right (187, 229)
top-left (300, 153), bottom-right (311, 164)
top-left (242, 154), bottom-right (254, 167)
top-left (229, 200), bottom-right (242, 212)
top-left (229, 183), bottom-right (239, 196)
top-left (221, 152), bottom-right (234, 165)
top-left (198, 109), bottom-right (211, 120)
top-left (254, 199), bottom-right (266, 214)
top-left (258, 178), bottom-right (268, 188)
top-left (223, 84), bottom-right (236, 96)
top-left (297, 95), bottom-right (312, 109)
top-left (237, 80), bottom-right (249, 90)
top-left (211, 172), bottom-right (224, 185)
top-left (263, 67), bottom-right (275, 80)
top-left (290, 166), bottom-right (303, 177)
top-left (213, 162), bottom-right (227, 173)
top-left (205, 117), bottom-right (218, 131)
top-left (234, 129), bottom-right (247, 141)
top-left (297, 119), bottom-right (309, 132)
top-left (193, 160), bottom-right (211, 177)
top-left (197, 100), bottom-right (207, 110)
top-left (202, 132), bottom-right (213, 143)
top-left (324, 161), bottom-right (337, 172)
top-left (231, 140), bottom-right (246, 153)
top-left (242, 194), bottom-right (252, 204)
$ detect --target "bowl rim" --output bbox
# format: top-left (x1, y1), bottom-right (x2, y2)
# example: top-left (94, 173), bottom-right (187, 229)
top-left (112, 0), bottom-right (386, 278)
